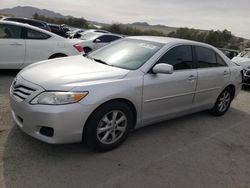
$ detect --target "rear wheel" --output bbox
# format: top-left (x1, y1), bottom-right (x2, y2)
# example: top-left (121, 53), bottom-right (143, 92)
top-left (84, 102), bottom-right (133, 151)
top-left (210, 87), bottom-right (233, 116)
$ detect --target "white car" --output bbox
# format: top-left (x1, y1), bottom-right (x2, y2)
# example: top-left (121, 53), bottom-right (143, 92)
top-left (232, 49), bottom-right (250, 85)
top-left (80, 29), bottom-right (110, 35)
top-left (78, 32), bottom-right (122, 53)
top-left (0, 21), bottom-right (84, 69)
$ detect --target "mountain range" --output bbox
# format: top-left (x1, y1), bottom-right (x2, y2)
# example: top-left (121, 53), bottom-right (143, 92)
top-left (0, 6), bottom-right (180, 35)
top-left (0, 6), bottom-right (247, 39)
top-left (0, 6), bottom-right (66, 19)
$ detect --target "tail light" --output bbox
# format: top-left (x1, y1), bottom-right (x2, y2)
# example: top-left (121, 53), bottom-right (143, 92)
top-left (73, 44), bottom-right (84, 53)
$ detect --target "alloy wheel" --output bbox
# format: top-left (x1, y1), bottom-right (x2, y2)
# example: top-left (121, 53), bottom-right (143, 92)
top-left (97, 110), bottom-right (127, 145)
top-left (218, 90), bottom-right (231, 113)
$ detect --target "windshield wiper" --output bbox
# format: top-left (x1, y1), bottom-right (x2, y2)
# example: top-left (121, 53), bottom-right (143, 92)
top-left (92, 58), bottom-right (110, 66)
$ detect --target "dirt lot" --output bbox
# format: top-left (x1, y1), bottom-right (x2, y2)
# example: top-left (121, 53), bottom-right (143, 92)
top-left (0, 70), bottom-right (250, 188)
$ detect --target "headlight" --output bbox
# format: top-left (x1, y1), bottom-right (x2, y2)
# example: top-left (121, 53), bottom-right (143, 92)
top-left (30, 91), bottom-right (88, 105)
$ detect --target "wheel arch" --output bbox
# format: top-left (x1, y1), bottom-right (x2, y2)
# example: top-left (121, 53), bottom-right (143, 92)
top-left (225, 84), bottom-right (236, 99)
top-left (83, 47), bottom-right (92, 53)
top-left (83, 98), bottom-right (138, 134)
top-left (49, 53), bottom-right (67, 59)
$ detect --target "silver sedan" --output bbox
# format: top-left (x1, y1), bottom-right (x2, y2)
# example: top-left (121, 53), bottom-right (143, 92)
top-left (10, 36), bottom-right (243, 151)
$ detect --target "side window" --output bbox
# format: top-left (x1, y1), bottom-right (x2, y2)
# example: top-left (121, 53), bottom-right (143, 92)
top-left (157, 45), bottom-right (193, 70)
top-left (196, 46), bottom-right (217, 68)
top-left (97, 35), bottom-right (119, 43)
top-left (0, 24), bottom-right (22, 39)
top-left (108, 35), bottom-right (121, 42)
top-left (26, 29), bottom-right (50, 40)
top-left (216, 54), bottom-right (227, 67)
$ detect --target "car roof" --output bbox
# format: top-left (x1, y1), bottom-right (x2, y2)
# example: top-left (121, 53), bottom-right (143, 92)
top-left (3, 17), bottom-right (47, 24)
top-left (48, 23), bottom-right (60, 27)
top-left (0, 20), bottom-right (63, 38)
top-left (98, 33), bottom-right (122, 37)
top-left (81, 31), bottom-right (122, 38)
top-left (128, 36), bottom-right (214, 47)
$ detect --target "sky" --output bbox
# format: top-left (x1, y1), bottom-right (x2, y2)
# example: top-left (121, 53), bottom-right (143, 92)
top-left (1, 0), bottom-right (250, 38)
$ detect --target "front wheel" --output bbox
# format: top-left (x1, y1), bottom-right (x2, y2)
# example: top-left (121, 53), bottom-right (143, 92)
top-left (84, 102), bottom-right (133, 151)
top-left (210, 87), bottom-right (233, 116)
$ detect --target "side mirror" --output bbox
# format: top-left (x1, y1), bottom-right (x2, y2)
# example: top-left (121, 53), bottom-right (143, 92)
top-left (152, 63), bottom-right (174, 74)
top-left (94, 38), bottom-right (101, 43)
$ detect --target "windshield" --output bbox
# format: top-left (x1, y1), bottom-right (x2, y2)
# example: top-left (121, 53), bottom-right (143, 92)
top-left (80, 32), bottom-right (100, 40)
top-left (88, 38), bottom-right (164, 70)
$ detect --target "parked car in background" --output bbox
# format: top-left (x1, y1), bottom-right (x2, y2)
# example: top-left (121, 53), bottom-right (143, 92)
top-left (2, 17), bottom-right (51, 31)
top-left (219, 48), bottom-right (239, 59)
top-left (78, 32), bottom-right (122, 53)
top-left (69, 29), bottom-right (110, 39)
top-left (238, 48), bottom-right (250, 57)
top-left (10, 36), bottom-right (243, 151)
top-left (0, 21), bottom-right (84, 69)
top-left (232, 49), bottom-right (250, 86)
top-left (48, 23), bottom-right (70, 37)
top-left (81, 29), bottom-right (110, 35)
top-left (67, 28), bottom-right (85, 39)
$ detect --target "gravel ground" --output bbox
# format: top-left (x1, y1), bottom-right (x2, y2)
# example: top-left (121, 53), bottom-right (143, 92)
top-left (0, 70), bottom-right (250, 188)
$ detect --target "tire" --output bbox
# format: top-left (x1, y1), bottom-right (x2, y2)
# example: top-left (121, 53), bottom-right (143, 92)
top-left (210, 87), bottom-right (233, 116)
top-left (83, 47), bottom-right (92, 54)
top-left (84, 101), bottom-right (133, 151)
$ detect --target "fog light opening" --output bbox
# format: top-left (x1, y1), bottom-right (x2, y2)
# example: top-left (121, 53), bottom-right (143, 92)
top-left (39, 127), bottom-right (54, 137)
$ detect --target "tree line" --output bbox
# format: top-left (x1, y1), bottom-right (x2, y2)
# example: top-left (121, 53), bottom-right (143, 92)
top-left (104, 24), bottom-right (247, 50)
top-left (32, 13), bottom-right (248, 50)
top-left (33, 13), bottom-right (89, 29)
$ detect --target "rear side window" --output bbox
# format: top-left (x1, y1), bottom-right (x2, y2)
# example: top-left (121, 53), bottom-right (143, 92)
top-left (216, 54), bottom-right (227, 66)
top-left (0, 24), bottom-right (22, 39)
top-left (26, 29), bottom-right (50, 40)
top-left (196, 46), bottom-right (217, 68)
top-left (196, 46), bottom-right (227, 68)
top-left (97, 35), bottom-right (120, 43)
top-left (157, 45), bottom-right (193, 70)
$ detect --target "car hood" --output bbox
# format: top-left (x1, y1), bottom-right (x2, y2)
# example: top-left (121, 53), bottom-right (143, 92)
top-left (232, 57), bottom-right (250, 69)
top-left (19, 55), bottom-right (129, 90)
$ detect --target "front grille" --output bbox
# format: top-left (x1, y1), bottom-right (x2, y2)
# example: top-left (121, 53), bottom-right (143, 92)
top-left (12, 84), bottom-right (36, 101)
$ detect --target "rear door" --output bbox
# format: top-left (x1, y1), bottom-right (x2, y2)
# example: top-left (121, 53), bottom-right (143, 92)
top-left (193, 46), bottom-right (230, 108)
top-left (0, 23), bottom-right (25, 69)
top-left (23, 28), bottom-right (52, 66)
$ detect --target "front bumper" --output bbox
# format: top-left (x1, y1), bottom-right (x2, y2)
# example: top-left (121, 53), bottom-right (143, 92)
top-left (9, 77), bottom-right (94, 144)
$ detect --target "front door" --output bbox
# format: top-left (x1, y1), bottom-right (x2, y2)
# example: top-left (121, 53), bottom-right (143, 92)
top-left (142, 45), bottom-right (197, 124)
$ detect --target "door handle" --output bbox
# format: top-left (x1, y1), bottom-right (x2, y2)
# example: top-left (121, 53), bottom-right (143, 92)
top-left (188, 75), bottom-right (196, 81)
top-left (223, 71), bottom-right (229, 76)
top-left (10, 42), bottom-right (23, 46)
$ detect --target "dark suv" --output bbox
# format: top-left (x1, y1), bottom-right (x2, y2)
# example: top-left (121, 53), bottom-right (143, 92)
top-left (3, 17), bottom-right (51, 31)
top-left (48, 23), bottom-right (69, 37)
